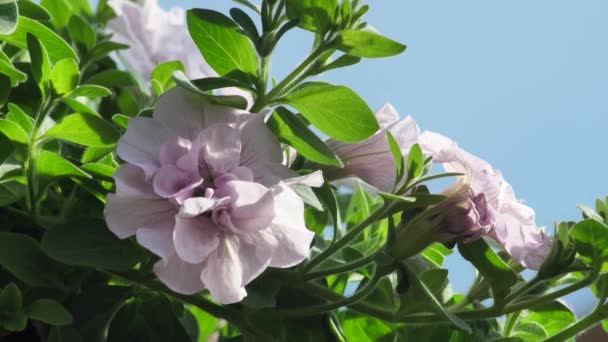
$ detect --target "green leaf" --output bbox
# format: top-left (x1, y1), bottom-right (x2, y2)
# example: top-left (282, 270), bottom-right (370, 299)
top-left (2, 311), bottom-right (27, 332)
top-left (316, 54), bottom-right (362, 75)
top-left (191, 76), bottom-right (254, 92)
top-left (40, 0), bottom-right (91, 28)
top-left (0, 16), bottom-right (78, 63)
top-left (406, 143), bottom-right (424, 179)
top-left (17, 0), bottom-right (51, 21)
top-left (81, 146), bottom-right (114, 164)
top-left (85, 41), bottom-right (129, 65)
top-left (0, 283), bottom-right (22, 314)
top-left (421, 243), bottom-right (453, 267)
top-left (68, 15), bottom-right (96, 51)
top-left (37, 150), bottom-right (90, 190)
top-left (284, 82), bottom-right (379, 142)
top-left (337, 30), bottom-right (407, 58)
top-left (63, 97), bottom-right (99, 116)
top-left (69, 85), bottom-right (112, 98)
top-left (47, 326), bottom-right (83, 342)
top-left (0, 181), bottom-right (26, 206)
top-left (570, 219), bottom-right (608, 262)
top-left (85, 69), bottom-right (136, 88)
top-left (43, 113), bottom-right (119, 147)
top-left (0, 50), bottom-right (27, 86)
top-left (387, 131), bottom-right (404, 187)
top-left (342, 316), bottom-right (392, 342)
top-left (26, 299), bottom-right (73, 326)
top-left (229, 7), bottom-right (259, 41)
top-left (0, 119), bottom-right (29, 143)
top-left (7, 103), bottom-right (33, 133)
top-left (514, 301), bottom-right (575, 340)
top-left (41, 219), bottom-right (141, 271)
top-left (27, 32), bottom-right (51, 93)
top-left (51, 58), bottom-right (80, 95)
top-left (188, 306), bottom-right (219, 342)
top-left (458, 239), bottom-right (519, 297)
top-left (285, 0), bottom-right (338, 33)
top-left (70, 285), bottom-right (131, 342)
top-left (0, 232), bottom-right (63, 286)
top-left (267, 107), bottom-right (342, 167)
top-left (173, 70), bottom-right (249, 109)
top-left (81, 163), bottom-right (116, 179)
top-left (0, 1), bottom-right (18, 35)
top-left (187, 9), bottom-right (258, 77)
top-left (151, 60), bottom-right (185, 95)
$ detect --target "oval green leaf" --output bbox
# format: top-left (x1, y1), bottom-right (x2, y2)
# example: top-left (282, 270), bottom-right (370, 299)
top-left (42, 113), bottom-right (119, 147)
top-left (337, 30), bottom-right (407, 58)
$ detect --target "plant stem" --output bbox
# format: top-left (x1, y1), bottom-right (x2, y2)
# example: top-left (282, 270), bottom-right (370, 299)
top-left (250, 44), bottom-right (328, 112)
top-left (303, 204), bottom-right (389, 273)
top-left (300, 249), bottom-right (381, 281)
top-left (504, 311), bottom-right (521, 337)
top-left (270, 269), bottom-right (382, 318)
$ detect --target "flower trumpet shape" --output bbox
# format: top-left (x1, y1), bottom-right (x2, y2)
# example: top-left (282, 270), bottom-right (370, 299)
top-left (104, 88), bottom-right (321, 304)
top-left (108, 0), bottom-right (215, 80)
top-left (420, 131), bottom-right (552, 270)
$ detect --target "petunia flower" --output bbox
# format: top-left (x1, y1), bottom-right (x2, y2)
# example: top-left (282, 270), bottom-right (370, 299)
top-left (104, 88), bottom-right (321, 304)
top-left (420, 131), bottom-right (552, 270)
top-left (322, 103), bottom-right (420, 193)
top-left (107, 0), bottom-right (215, 80)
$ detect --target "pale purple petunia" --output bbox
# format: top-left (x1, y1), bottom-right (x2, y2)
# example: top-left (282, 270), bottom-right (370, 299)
top-left (420, 131), bottom-right (552, 270)
top-left (104, 88), bottom-right (320, 304)
top-left (108, 0), bottom-right (215, 80)
top-left (323, 103), bottom-right (420, 192)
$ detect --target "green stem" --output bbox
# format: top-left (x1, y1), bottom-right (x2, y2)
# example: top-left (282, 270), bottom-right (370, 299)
top-left (501, 277), bottom-right (544, 306)
top-left (300, 249), bottom-right (381, 281)
top-left (303, 204), bottom-right (389, 273)
top-left (250, 44), bottom-right (328, 113)
top-left (543, 310), bottom-right (605, 342)
top-left (257, 56), bottom-right (271, 101)
top-left (504, 311), bottom-right (521, 337)
top-left (270, 269), bottom-right (382, 318)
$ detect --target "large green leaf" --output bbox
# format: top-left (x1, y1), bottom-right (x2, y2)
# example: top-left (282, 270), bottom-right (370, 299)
top-left (42, 113), bottom-right (119, 147)
top-left (41, 219), bottom-right (141, 271)
top-left (285, 0), bottom-right (338, 33)
top-left (0, 232), bottom-right (64, 287)
top-left (51, 58), bottom-right (80, 95)
top-left (0, 283), bottom-right (22, 315)
top-left (0, 16), bottom-right (78, 63)
top-left (0, 1), bottom-right (18, 35)
top-left (458, 239), bottom-right (519, 298)
top-left (41, 0), bottom-right (91, 28)
top-left (17, 0), bottom-right (51, 21)
top-left (267, 107), bottom-right (342, 167)
top-left (512, 301), bottom-right (575, 341)
top-left (337, 30), bottom-right (406, 58)
top-left (0, 119), bottom-right (29, 143)
top-left (187, 9), bottom-right (258, 77)
top-left (27, 33), bottom-right (51, 94)
top-left (570, 219), bottom-right (608, 263)
top-left (68, 15), bottom-right (96, 51)
top-left (25, 299), bottom-right (73, 326)
top-left (284, 82), bottom-right (379, 142)
top-left (151, 60), bottom-right (184, 95)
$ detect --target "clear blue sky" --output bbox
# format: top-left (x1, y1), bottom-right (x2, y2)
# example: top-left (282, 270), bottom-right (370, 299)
top-left (115, 0), bottom-right (608, 315)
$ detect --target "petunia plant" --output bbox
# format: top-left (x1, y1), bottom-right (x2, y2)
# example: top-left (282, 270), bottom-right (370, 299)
top-left (0, 0), bottom-right (607, 341)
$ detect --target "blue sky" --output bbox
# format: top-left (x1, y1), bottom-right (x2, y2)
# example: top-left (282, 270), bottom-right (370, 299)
top-left (119, 0), bottom-right (608, 315)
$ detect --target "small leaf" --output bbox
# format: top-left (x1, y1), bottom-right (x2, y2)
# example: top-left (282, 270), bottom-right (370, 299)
top-left (111, 114), bottom-right (130, 129)
top-left (0, 50), bottom-right (27, 86)
top-left (285, 0), bottom-right (338, 33)
top-left (40, 0), bottom-right (91, 28)
top-left (387, 131), bottom-right (404, 187)
top-left (570, 219), bottom-right (608, 262)
top-left (51, 58), bottom-right (80, 95)
top-left (26, 299), bottom-right (73, 326)
top-left (0, 119), bottom-right (29, 144)
top-left (27, 33), bottom-right (51, 92)
top-left (37, 150), bottom-right (90, 190)
top-left (17, 0), bottom-right (51, 21)
top-left (85, 41), bottom-right (129, 64)
top-left (85, 69), bottom-right (135, 88)
top-left (0, 283), bottom-right (22, 314)
top-left (0, 1), bottom-right (18, 35)
top-left (230, 7), bottom-right (259, 41)
top-left (81, 163), bottom-right (116, 179)
top-left (69, 85), bottom-right (112, 98)
top-left (6, 103), bottom-right (33, 133)
top-left (173, 71), bottom-right (249, 109)
top-left (337, 30), bottom-right (407, 58)
top-left (41, 219), bottom-right (141, 271)
top-left (315, 54), bottom-right (361, 75)
top-left (0, 181), bottom-right (26, 206)
top-left (406, 143), bottom-right (424, 179)
top-left (151, 60), bottom-right (184, 95)
top-left (63, 98), bottom-right (99, 116)
top-left (2, 311), bottom-right (27, 332)
top-left (267, 107), bottom-right (342, 167)
top-left (0, 16), bottom-right (78, 63)
top-left (43, 113), bottom-right (119, 147)
top-left (284, 82), bottom-right (379, 142)
top-left (68, 15), bottom-right (96, 51)
top-left (0, 232), bottom-right (64, 287)
top-left (187, 9), bottom-right (258, 77)
top-left (458, 239), bottom-right (519, 297)
top-left (421, 243), bottom-right (453, 268)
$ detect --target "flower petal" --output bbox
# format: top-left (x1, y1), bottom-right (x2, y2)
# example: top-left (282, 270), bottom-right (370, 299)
top-left (104, 194), bottom-right (175, 239)
top-left (375, 103), bottom-right (399, 128)
top-left (239, 114), bottom-right (283, 180)
top-left (136, 218), bottom-right (175, 259)
top-left (154, 254), bottom-right (205, 295)
top-left (202, 125), bottom-right (241, 175)
top-left (173, 216), bottom-right (220, 264)
top-left (117, 117), bottom-right (171, 178)
top-left (201, 236), bottom-right (247, 304)
top-left (179, 196), bottom-right (228, 218)
top-left (215, 180), bottom-right (275, 232)
top-left (114, 164), bottom-right (157, 198)
top-left (153, 165), bottom-right (199, 198)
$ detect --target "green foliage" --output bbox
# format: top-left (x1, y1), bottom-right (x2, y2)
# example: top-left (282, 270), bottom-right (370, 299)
top-left (25, 299), bottom-right (73, 326)
top-left (187, 9), bottom-right (258, 77)
top-left (42, 113), bottom-right (119, 147)
top-left (285, 0), bottom-right (338, 33)
top-left (284, 82), bottom-right (379, 142)
top-left (337, 30), bottom-right (407, 58)
top-left (42, 219), bottom-right (141, 271)
top-left (267, 107), bottom-right (342, 167)
top-left (50, 58), bottom-right (80, 95)
top-left (17, 1), bottom-right (51, 22)
top-left (151, 60), bottom-right (185, 95)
